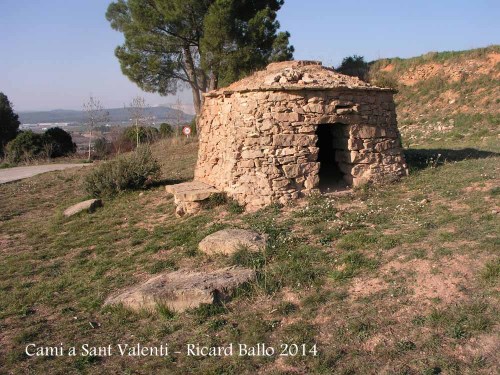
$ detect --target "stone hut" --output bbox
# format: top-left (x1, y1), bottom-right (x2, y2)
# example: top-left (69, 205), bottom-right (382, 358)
top-left (174, 61), bottom-right (408, 213)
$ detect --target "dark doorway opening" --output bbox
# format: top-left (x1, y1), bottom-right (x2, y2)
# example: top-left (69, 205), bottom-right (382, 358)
top-left (316, 124), bottom-right (350, 193)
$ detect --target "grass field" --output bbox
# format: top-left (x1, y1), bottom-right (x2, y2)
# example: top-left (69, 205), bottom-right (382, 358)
top-left (1, 45), bottom-right (499, 375)
top-left (0, 123), bottom-right (498, 374)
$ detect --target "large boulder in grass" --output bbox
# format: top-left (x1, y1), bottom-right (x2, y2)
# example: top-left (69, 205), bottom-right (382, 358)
top-left (104, 267), bottom-right (255, 313)
top-left (63, 199), bottom-right (102, 217)
top-left (199, 229), bottom-right (267, 255)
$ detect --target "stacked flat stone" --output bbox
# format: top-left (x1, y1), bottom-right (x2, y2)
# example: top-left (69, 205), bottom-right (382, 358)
top-left (194, 61), bottom-right (408, 211)
top-left (165, 181), bottom-right (220, 216)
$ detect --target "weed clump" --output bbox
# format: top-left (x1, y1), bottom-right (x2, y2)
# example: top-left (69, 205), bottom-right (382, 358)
top-left (84, 146), bottom-right (160, 197)
top-left (202, 192), bottom-right (227, 209)
top-left (156, 304), bottom-right (176, 320)
top-left (191, 303), bottom-right (227, 323)
top-left (480, 259), bottom-right (500, 283)
top-left (276, 301), bottom-right (297, 315)
top-left (227, 199), bottom-right (244, 214)
top-left (330, 251), bottom-right (378, 281)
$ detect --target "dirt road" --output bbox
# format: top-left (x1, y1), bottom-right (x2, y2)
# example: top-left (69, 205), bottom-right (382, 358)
top-left (0, 164), bottom-right (89, 184)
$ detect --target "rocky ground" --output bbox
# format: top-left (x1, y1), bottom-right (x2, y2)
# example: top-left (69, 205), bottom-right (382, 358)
top-left (369, 46), bottom-right (499, 148)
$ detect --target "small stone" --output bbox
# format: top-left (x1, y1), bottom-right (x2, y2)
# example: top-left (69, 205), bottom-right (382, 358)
top-left (420, 198), bottom-right (430, 205)
top-left (336, 108), bottom-right (353, 115)
top-left (64, 199), bottom-right (102, 217)
top-left (283, 164), bottom-right (300, 178)
top-left (241, 150), bottom-right (264, 159)
top-left (264, 74), bottom-right (281, 85)
top-left (199, 229), bottom-right (267, 255)
top-left (279, 76), bottom-right (288, 84)
top-left (273, 178), bottom-right (290, 189)
top-left (175, 201), bottom-right (203, 217)
top-left (302, 73), bottom-right (316, 84)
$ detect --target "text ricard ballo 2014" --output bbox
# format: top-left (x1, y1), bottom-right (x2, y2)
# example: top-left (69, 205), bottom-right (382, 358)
top-left (25, 342), bottom-right (318, 358)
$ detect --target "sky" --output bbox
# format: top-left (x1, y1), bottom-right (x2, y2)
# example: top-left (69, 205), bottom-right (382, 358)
top-left (0, 0), bottom-right (499, 112)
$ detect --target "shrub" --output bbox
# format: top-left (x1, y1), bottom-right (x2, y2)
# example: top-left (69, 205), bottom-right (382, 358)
top-left (5, 131), bottom-right (44, 163)
top-left (123, 126), bottom-right (159, 146)
top-left (159, 123), bottom-right (174, 138)
top-left (93, 137), bottom-right (111, 159)
top-left (369, 71), bottom-right (399, 89)
top-left (84, 146), bottom-right (161, 197)
top-left (43, 127), bottom-right (76, 157)
top-left (337, 55), bottom-right (369, 80)
top-left (5, 127), bottom-right (76, 162)
top-left (202, 192), bottom-right (227, 209)
top-left (227, 199), bottom-right (244, 214)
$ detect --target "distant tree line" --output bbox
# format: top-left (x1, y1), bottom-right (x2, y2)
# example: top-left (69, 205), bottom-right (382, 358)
top-left (0, 92), bottom-right (77, 163)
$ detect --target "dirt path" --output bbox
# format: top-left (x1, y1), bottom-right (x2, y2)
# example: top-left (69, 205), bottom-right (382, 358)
top-left (0, 164), bottom-right (89, 184)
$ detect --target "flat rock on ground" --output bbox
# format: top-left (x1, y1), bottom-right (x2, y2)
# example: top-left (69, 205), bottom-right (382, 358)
top-left (104, 267), bottom-right (255, 313)
top-left (64, 199), bottom-right (102, 217)
top-left (165, 180), bottom-right (219, 202)
top-left (166, 180), bottom-right (221, 216)
top-left (199, 228), bottom-right (267, 255)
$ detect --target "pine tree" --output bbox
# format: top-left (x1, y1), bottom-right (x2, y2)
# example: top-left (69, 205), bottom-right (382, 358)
top-left (337, 55), bottom-right (370, 81)
top-left (0, 92), bottom-right (21, 155)
top-left (106, 0), bottom-right (293, 119)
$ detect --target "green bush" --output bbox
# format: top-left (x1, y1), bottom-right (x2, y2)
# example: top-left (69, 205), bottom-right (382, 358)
top-left (5, 127), bottom-right (76, 162)
top-left (84, 146), bottom-right (161, 197)
top-left (123, 126), bottom-right (159, 146)
top-left (202, 192), bottom-right (227, 209)
top-left (159, 123), bottom-right (174, 138)
top-left (93, 137), bottom-right (111, 159)
top-left (43, 127), bottom-right (76, 157)
top-left (5, 131), bottom-right (44, 163)
top-left (337, 55), bottom-right (369, 80)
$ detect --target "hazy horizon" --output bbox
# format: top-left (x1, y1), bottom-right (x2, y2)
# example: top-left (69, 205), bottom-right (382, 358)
top-left (1, 0), bottom-right (499, 112)
top-left (17, 103), bottom-right (187, 113)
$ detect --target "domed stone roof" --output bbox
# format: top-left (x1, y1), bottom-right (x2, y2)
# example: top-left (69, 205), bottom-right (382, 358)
top-left (206, 60), bottom-right (394, 96)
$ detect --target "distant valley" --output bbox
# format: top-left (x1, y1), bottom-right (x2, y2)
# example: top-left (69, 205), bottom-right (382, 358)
top-left (18, 105), bottom-right (193, 126)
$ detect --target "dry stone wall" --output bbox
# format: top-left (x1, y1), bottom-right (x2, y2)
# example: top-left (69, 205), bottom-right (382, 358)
top-left (195, 67), bottom-right (408, 211)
